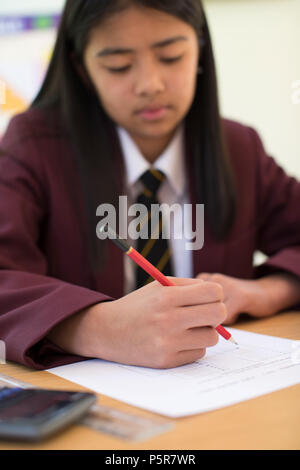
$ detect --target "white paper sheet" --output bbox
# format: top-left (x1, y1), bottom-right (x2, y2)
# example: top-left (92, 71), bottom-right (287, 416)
top-left (47, 328), bottom-right (300, 417)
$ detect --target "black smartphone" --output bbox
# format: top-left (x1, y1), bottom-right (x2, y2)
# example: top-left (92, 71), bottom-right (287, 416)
top-left (0, 387), bottom-right (96, 442)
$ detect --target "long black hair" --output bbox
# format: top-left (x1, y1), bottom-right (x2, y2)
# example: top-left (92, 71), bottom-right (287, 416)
top-left (32, 0), bottom-right (237, 269)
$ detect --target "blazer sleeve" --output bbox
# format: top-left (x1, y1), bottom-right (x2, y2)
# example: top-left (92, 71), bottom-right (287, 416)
top-left (0, 115), bottom-right (112, 370)
top-left (249, 127), bottom-right (300, 280)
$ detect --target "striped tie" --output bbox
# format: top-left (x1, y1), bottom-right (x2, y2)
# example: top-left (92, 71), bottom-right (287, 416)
top-left (135, 168), bottom-right (173, 289)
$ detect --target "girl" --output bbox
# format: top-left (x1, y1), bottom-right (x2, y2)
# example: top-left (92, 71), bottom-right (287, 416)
top-left (1, 0), bottom-right (300, 370)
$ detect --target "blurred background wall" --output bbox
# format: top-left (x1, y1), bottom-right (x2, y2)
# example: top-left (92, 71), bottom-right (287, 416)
top-left (0, 0), bottom-right (299, 177)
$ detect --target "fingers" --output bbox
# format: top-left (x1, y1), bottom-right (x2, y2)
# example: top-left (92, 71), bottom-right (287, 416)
top-left (135, 277), bottom-right (228, 369)
top-left (153, 279), bottom-right (224, 309)
top-left (179, 326), bottom-right (219, 350)
top-left (175, 301), bottom-right (227, 329)
top-left (163, 276), bottom-right (205, 286)
top-left (196, 272), bottom-right (211, 281)
top-left (154, 348), bottom-right (207, 369)
top-left (179, 281), bottom-right (224, 305)
top-left (173, 348), bottom-right (206, 368)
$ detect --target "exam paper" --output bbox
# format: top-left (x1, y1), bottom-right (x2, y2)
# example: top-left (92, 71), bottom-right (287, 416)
top-left (47, 329), bottom-right (300, 417)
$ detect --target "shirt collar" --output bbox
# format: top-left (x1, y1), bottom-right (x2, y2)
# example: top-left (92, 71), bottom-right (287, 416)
top-left (116, 125), bottom-right (186, 197)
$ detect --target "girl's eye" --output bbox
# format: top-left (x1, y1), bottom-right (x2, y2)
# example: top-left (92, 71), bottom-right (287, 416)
top-left (161, 55), bottom-right (183, 64)
top-left (106, 65), bottom-right (131, 73)
top-left (106, 55), bottom-right (183, 73)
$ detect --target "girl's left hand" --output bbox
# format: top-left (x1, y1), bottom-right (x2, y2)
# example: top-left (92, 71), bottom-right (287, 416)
top-left (196, 272), bottom-right (272, 325)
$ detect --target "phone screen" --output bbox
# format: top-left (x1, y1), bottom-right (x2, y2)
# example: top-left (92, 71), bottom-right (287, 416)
top-left (0, 388), bottom-right (97, 441)
top-left (0, 389), bottom-right (83, 419)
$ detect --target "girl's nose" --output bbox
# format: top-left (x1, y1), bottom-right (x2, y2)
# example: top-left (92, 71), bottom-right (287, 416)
top-left (133, 61), bottom-right (166, 97)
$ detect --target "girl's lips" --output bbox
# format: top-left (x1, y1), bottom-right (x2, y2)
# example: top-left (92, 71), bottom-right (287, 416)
top-left (137, 106), bottom-right (169, 121)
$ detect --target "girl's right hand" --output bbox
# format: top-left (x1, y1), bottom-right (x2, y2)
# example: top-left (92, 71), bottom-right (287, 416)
top-left (48, 277), bottom-right (226, 369)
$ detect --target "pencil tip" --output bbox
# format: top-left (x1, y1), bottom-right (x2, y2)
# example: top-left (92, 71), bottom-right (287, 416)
top-left (229, 337), bottom-right (238, 345)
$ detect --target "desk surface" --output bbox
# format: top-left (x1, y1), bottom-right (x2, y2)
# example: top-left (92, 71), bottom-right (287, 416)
top-left (0, 311), bottom-right (299, 450)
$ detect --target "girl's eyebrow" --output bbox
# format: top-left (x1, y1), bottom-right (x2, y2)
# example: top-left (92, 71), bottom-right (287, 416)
top-left (96, 35), bottom-right (188, 57)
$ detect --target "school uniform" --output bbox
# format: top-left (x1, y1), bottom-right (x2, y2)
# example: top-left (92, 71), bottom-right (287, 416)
top-left (0, 106), bottom-right (300, 369)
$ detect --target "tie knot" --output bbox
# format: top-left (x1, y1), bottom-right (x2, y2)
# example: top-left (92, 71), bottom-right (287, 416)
top-left (139, 168), bottom-right (166, 199)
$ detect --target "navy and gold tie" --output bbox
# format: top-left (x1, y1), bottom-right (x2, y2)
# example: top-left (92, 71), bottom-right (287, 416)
top-left (135, 168), bottom-right (173, 289)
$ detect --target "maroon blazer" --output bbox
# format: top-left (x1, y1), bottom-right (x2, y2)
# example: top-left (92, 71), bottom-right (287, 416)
top-left (1, 107), bottom-right (300, 370)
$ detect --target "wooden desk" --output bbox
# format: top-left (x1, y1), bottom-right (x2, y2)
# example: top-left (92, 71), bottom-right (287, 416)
top-left (0, 311), bottom-right (299, 450)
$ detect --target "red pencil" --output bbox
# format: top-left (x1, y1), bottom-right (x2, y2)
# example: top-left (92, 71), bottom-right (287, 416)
top-left (100, 225), bottom-right (238, 345)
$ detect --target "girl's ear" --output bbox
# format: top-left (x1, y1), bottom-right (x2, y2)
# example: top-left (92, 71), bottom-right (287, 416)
top-left (70, 52), bottom-right (95, 93)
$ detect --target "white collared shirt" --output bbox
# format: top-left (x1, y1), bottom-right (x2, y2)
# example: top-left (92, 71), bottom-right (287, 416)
top-left (117, 125), bottom-right (193, 294)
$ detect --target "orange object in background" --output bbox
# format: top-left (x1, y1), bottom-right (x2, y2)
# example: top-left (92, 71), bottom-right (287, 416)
top-left (0, 78), bottom-right (28, 114)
